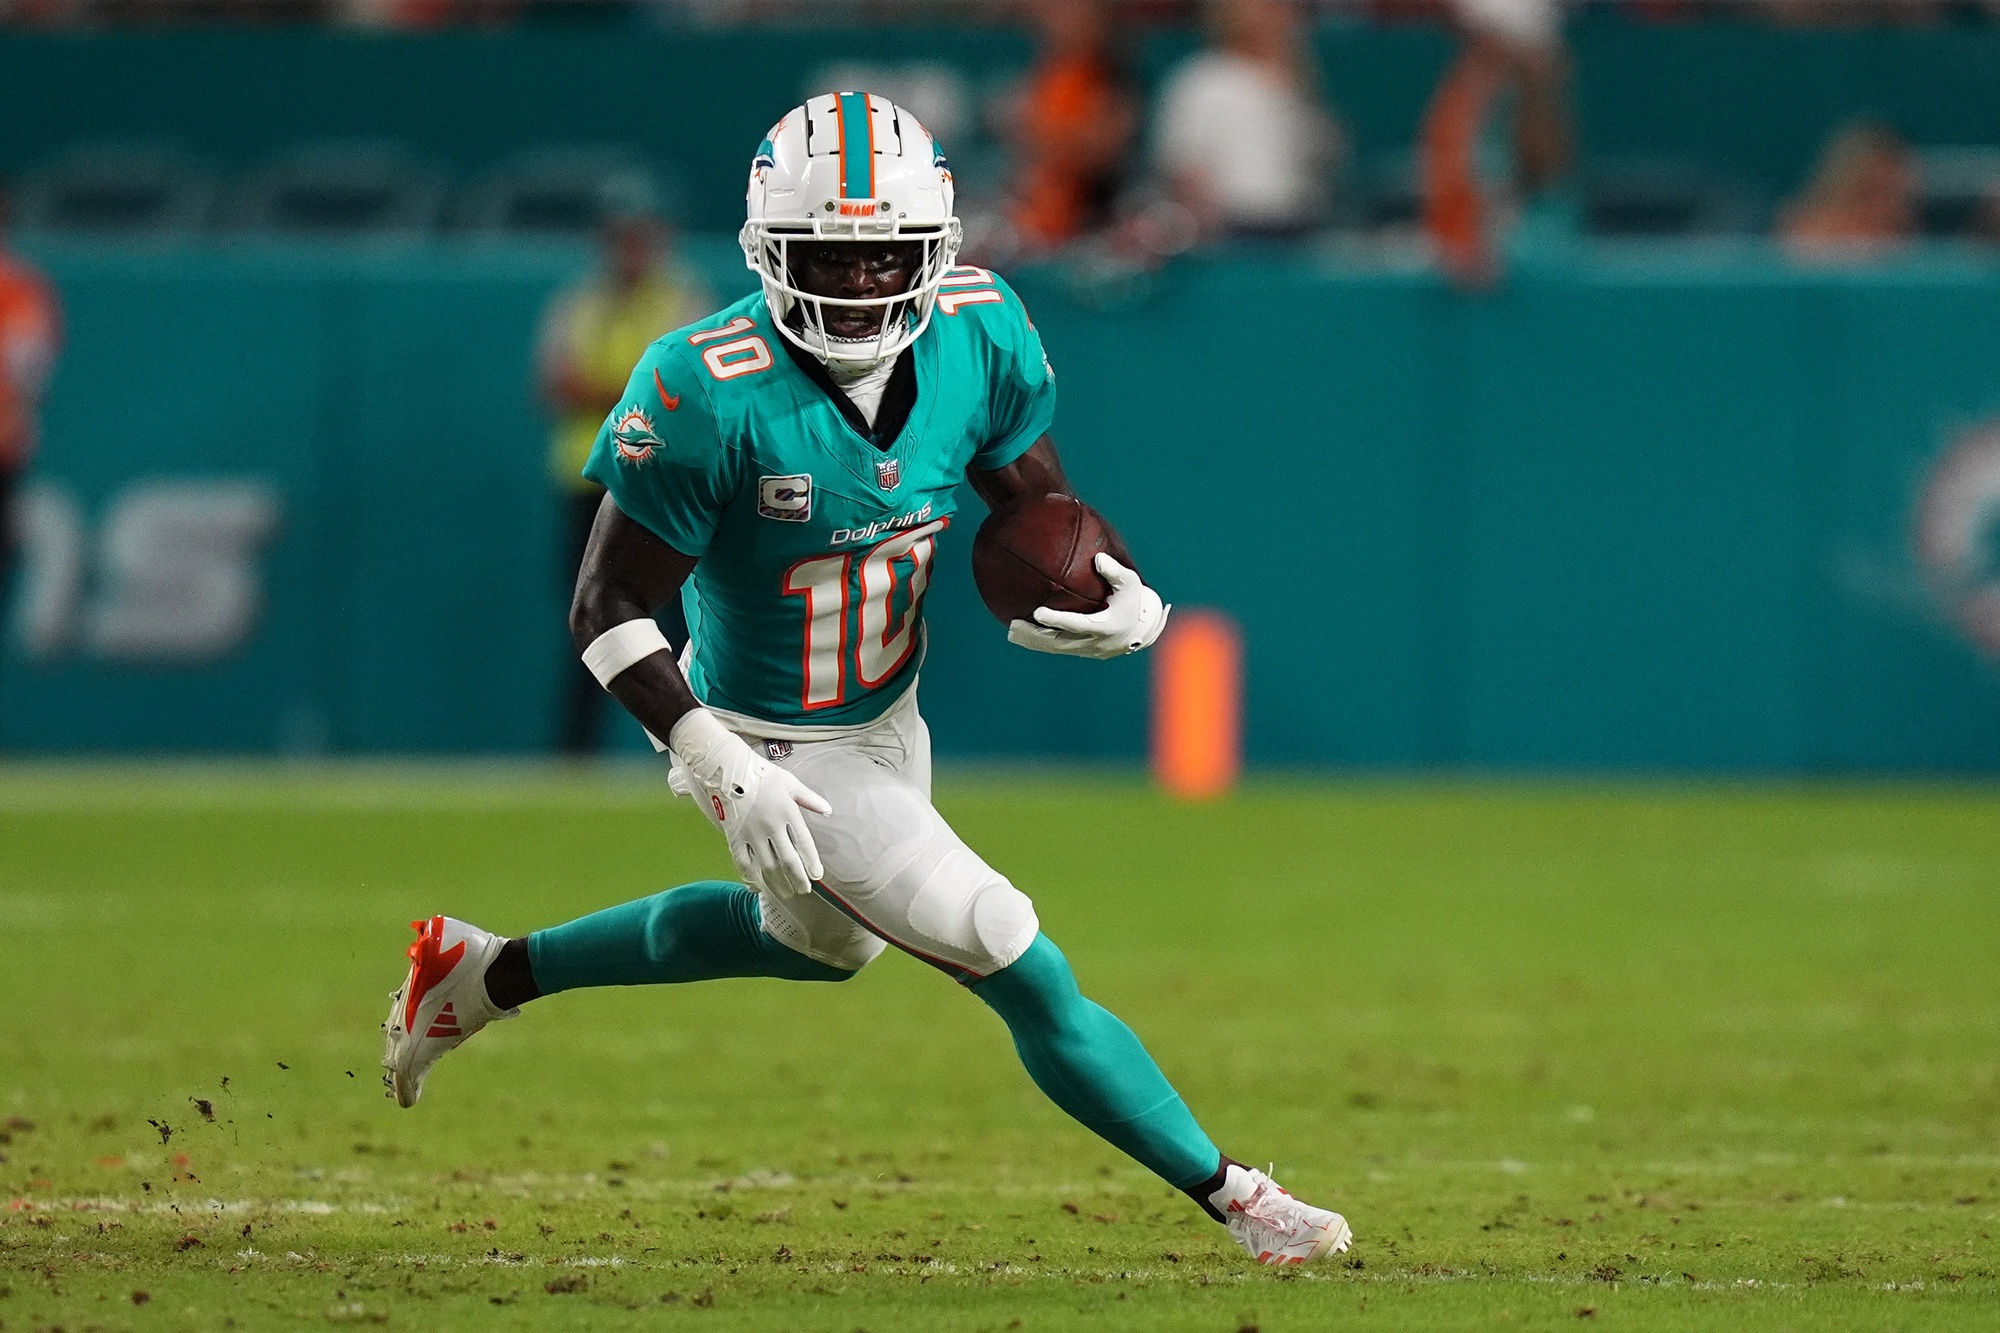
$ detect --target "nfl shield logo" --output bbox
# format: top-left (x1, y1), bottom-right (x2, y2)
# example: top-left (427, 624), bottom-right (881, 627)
top-left (876, 456), bottom-right (900, 491)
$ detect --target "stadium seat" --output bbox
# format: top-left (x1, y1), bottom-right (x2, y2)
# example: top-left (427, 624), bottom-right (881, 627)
top-left (13, 141), bottom-right (214, 237)
top-left (230, 141), bottom-right (446, 237)
top-left (1581, 157), bottom-right (1763, 237)
top-left (453, 149), bottom-right (671, 235)
top-left (1345, 155), bottom-right (1422, 232)
top-left (1914, 146), bottom-right (2000, 237)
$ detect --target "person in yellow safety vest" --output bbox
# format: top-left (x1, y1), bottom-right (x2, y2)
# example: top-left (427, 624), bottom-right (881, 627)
top-left (536, 190), bottom-right (714, 754)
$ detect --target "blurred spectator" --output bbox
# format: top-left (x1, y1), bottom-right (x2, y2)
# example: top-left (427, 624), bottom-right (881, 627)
top-left (537, 194), bottom-right (712, 755)
top-left (1420, 0), bottom-right (1574, 290)
top-left (1152, 0), bottom-right (1342, 241)
top-left (0, 183), bottom-right (62, 625)
top-left (992, 0), bottom-right (1138, 254)
top-left (1777, 120), bottom-right (1915, 260)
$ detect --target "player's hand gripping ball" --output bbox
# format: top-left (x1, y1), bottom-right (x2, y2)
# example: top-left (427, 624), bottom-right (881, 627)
top-left (972, 493), bottom-right (1171, 659)
top-left (972, 493), bottom-right (1115, 622)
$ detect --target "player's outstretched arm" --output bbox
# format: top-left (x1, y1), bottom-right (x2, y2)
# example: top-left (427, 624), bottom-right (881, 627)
top-left (969, 436), bottom-right (1170, 660)
top-left (569, 495), bottom-right (831, 899)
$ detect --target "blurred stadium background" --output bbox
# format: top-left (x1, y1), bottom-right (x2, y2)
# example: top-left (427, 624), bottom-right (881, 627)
top-left (5, 7), bottom-right (2000, 1328)
top-left (2, 0), bottom-right (2000, 772)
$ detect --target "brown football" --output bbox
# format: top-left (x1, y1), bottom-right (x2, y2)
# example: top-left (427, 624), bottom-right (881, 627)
top-left (971, 492), bottom-right (1120, 626)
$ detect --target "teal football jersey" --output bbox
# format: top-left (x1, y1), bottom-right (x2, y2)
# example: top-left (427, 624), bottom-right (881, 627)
top-left (582, 267), bottom-right (1055, 729)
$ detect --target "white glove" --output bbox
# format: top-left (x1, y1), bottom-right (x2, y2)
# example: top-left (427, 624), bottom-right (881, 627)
top-left (1008, 553), bottom-right (1171, 660)
top-left (667, 709), bottom-right (830, 899)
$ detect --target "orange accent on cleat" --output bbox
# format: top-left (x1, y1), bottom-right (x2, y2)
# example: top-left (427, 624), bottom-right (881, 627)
top-left (425, 1002), bottom-right (462, 1039)
top-left (401, 916), bottom-right (467, 1034)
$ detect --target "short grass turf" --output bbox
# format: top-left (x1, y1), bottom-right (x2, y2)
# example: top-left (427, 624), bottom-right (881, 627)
top-left (2, 766), bottom-right (1998, 1332)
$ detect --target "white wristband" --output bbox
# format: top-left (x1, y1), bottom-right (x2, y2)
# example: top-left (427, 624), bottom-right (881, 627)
top-left (582, 618), bottom-right (671, 688)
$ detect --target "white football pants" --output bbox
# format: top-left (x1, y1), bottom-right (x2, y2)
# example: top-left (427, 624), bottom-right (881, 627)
top-left (687, 689), bottom-right (1041, 982)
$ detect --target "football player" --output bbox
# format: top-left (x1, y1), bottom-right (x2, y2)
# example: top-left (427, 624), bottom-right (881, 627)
top-left (382, 94), bottom-right (1349, 1266)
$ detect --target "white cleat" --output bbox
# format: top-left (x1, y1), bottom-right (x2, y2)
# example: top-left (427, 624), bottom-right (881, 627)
top-left (1214, 1164), bottom-right (1353, 1266)
top-left (380, 915), bottom-right (516, 1109)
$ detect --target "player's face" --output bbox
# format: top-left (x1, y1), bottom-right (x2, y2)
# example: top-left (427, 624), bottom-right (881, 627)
top-left (790, 241), bottom-right (924, 340)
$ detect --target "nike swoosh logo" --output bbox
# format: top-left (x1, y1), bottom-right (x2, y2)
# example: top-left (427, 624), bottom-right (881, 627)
top-left (653, 369), bottom-right (680, 412)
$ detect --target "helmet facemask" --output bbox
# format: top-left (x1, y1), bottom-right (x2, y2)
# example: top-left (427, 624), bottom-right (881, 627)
top-left (740, 216), bottom-right (963, 368)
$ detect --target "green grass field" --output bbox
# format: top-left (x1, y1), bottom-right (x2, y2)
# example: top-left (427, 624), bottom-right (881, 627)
top-left (2, 765), bottom-right (1997, 1332)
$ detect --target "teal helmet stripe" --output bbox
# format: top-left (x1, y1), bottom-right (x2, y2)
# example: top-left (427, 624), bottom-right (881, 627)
top-left (837, 91), bottom-right (875, 199)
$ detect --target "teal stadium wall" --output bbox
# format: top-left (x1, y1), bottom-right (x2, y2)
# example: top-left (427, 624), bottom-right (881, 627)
top-left (4, 21), bottom-right (2000, 768)
top-left (6, 238), bottom-right (2000, 770)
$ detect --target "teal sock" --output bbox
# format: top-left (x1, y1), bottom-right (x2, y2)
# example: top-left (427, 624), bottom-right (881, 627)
top-left (971, 934), bottom-right (1222, 1190)
top-left (527, 881), bottom-right (853, 992)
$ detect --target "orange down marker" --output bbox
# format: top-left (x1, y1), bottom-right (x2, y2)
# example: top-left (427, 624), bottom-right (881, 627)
top-left (1149, 609), bottom-right (1243, 800)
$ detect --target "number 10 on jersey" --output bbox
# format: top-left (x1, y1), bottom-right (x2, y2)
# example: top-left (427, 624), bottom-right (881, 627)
top-left (783, 518), bottom-right (946, 709)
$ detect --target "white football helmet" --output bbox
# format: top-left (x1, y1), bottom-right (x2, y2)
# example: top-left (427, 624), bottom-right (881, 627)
top-left (741, 92), bottom-right (963, 367)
